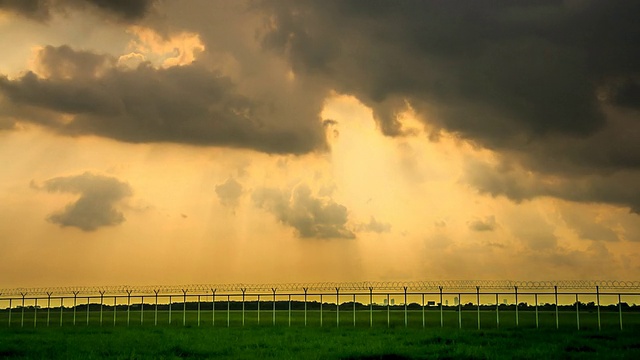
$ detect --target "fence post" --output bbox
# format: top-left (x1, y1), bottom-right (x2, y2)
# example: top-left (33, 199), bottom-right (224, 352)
top-left (596, 286), bottom-right (601, 331)
top-left (272, 288), bottom-right (277, 326)
top-left (369, 287), bottom-right (373, 328)
top-left (73, 291), bottom-right (78, 326)
top-left (141, 296), bottom-right (144, 325)
top-left (168, 295), bottom-right (172, 325)
top-left (439, 286), bottom-right (443, 328)
top-left (496, 293), bottom-right (499, 329)
top-left (86, 296), bottom-right (90, 326)
top-left (288, 294), bottom-right (292, 327)
top-left (303, 288), bottom-right (308, 327)
top-left (61, 297), bottom-right (64, 327)
top-left (458, 293), bottom-right (462, 329)
top-left (113, 296), bottom-right (117, 326)
top-left (387, 293), bottom-right (390, 328)
top-left (227, 295), bottom-right (230, 328)
top-left (476, 286), bottom-right (480, 330)
top-left (534, 293), bottom-right (538, 329)
top-left (197, 295), bottom-right (201, 327)
top-left (336, 287), bottom-right (340, 328)
top-left (554, 286), bottom-right (559, 329)
top-left (47, 293), bottom-right (52, 327)
top-left (182, 289), bottom-right (187, 327)
top-left (575, 294), bottom-right (580, 330)
top-left (257, 294), bottom-right (261, 325)
top-left (211, 289), bottom-right (216, 327)
top-left (8, 298), bottom-right (12, 327)
top-left (353, 293), bottom-right (356, 327)
top-left (618, 294), bottom-right (623, 331)
top-left (99, 291), bottom-right (105, 327)
top-left (34, 298), bottom-right (38, 328)
top-left (154, 290), bottom-right (159, 326)
top-left (514, 286), bottom-right (519, 327)
top-left (320, 294), bottom-right (323, 327)
top-left (404, 286), bottom-right (408, 328)
top-left (422, 293), bottom-right (425, 329)
top-left (21, 292), bottom-right (26, 328)
top-left (241, 288), bottom-right (246, 327)
top-left (126, 290), bottom-right (132, 327)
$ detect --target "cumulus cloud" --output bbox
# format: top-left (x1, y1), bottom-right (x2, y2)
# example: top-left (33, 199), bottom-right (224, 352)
top-left (37, 172), bottom-right (132, 231)
top-left (215, 177), bottom-right (243, 209)
top-left (0, 0), bottom-right (155, 21)
top-left (257, 0), bottom-right (640, 212)
top-left (0, 45), bottom-right (326, 154)
top-left (252, 184), bottom-right (355, 239)
top-left (468, 216), bottom-right (497, 232)
top-left (356, 216), bottom-right (391, 234)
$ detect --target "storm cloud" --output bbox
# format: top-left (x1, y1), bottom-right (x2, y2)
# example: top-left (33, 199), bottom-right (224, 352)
top-left (215, 178), bottom-right (243, 209)
top-left (0, 0), bottom-right (155, 21)
top-left (0, 45), bottom-right (326, 154)
top-left (38, 172), bottom-right (132, 231)
top-left (252, 184), bottom-right (355, 239)
top-left (258, 0), bottom-right (640, 211)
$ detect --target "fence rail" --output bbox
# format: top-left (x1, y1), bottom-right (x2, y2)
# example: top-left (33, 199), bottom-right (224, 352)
top-left (1, 281), bottom-right (639, 330)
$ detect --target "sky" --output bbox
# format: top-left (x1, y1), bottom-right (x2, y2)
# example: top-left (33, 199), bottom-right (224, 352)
top-left (1, 0), bottom-right (639, 288)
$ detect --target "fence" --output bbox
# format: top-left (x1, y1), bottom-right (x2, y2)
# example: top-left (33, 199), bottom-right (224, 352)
top-left (1, 280), bottom-right (639, 330)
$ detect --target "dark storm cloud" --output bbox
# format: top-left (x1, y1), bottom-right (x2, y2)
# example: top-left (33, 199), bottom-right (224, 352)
top-left (258, 0), bottom-right (640, 211)
top-left (38, 172), bottom-right (132, 231)
top-left (0, 0), bottom-right (154, 21)
top-left (215, 178), bottom-right (243, 209)
top-left (252, 184), bottom-right (355, 239)
top-left (0, 46), bottom-right (325, 154)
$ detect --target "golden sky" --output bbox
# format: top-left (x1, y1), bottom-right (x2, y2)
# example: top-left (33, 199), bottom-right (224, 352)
top-left (1, 0), bottom-right (639, 288)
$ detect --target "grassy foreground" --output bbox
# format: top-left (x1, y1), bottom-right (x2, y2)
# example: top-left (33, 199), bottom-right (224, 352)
top-left (2, 325), bottom-right (640, 359)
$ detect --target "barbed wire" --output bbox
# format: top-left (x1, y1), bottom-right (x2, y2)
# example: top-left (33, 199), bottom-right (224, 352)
top-left (2, 280), bottom-right (639, 296)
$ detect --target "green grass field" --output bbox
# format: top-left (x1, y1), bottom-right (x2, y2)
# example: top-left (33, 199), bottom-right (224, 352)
top-left (1, 308), bottom-right (640, 359)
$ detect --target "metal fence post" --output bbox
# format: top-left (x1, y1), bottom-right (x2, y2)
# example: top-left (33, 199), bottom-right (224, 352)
top-left (369, 287), bottom-right (373, 328)
top-left (422, 293), bottom-right (425, 329)
top-left (61, 297), bottom-right (64, 327)
top-left (476, 287), bottom-right (480, 330)
top-left (8, 298), bottom-right (11, 327)
top-left (514, 286), bottom-right (519, 328)
top-left (496, 293), bottom-right (499, 329)
top-left (575, 294), bottom-right (580, 330)
top-left (126, 290), bottom-right (132, 327)
top-left (336, 287), bottom-right (340, 328)
top-left (288, 294), bottom-right (292, 327)
top-left (34, 298), bottom-right (38, 328)
top-left (387, 293), bottom-right (390, 328)
top-left (211, 289), bottom-right (216, 327)
top-left (458, 293), bottom-right (462, 329)
top-left (404, 286), bottom-right (408, 328)
top-left (73, 291), bottom-right (78, 326)
top-left (197, 295), bottom-right (201, 327)
top-left (141, 296), bottom-right (144, 325)
top-left (320, 294), bottom-right (323, 327)
top-left (554, 286), bottom-right (559, 329)
top-left (272, 288), bottom-right (277, 326)
top-left (99, 291), bottom-right (104, 326)
top-left (353, 293), bottom-right (356, 327)
top-left (154, 290), bottom-right (159, 326)
top-left (47, 293), bottom-right (52, 327)
top-left (303, 288), bottom-right (308, 327)
top-left (168, 295), bottom-right (172, 325)
top-left (241, 288), bottom-right (246, 327)
top-left (619, 294), bottom-right (623, 331)
top-left (21, 293), bottom-right (26, 328)
top-left (86, 296), bottom-right (90, 326)
top-left (439, 286), bottom-right (443, 328)
top-left (257, 294), bottom-right (261, 325)
top-left (182, 289), bottom-right (187, 327)
top-left (534, 293), bottom-right (538, 329)
top-left (227, 295), bottom-right (230, 328)
top-left (596, 286), bottom-right (601, 331)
